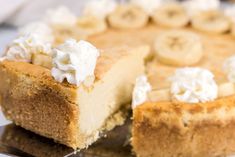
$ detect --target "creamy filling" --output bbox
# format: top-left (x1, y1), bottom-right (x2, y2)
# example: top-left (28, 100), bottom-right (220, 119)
top-left (77, 49), bottom-right (146, 136)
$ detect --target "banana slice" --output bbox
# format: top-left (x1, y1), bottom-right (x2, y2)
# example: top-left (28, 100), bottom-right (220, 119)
top-left (152, 3), bottom-right (189, 28)
top-left (77, 16), bottom-right (107, 36)
top-left (218, 82), bottom-right (235, 98)
top-left (192, 10), bottom-right (231, 34)
top-left (154, 30), bottom-right (203, 66)
top-left (53, 26), bottom-right (87, 45)
top-left (32, 54), bottom-right (52, 69)
top-left (148, 88), bottom-right (171, 102)
top-left (107, 5), bottom-right (149, 29)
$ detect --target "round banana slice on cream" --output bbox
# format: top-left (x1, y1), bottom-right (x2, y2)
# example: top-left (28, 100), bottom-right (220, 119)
top-left (107, 5), bottom-right (149, 29)
top-left (152, 3), bottom-right (189, 28)
top-left (77, 16), bottom-right (107, 36)
top-left (154, 30), bottom-right (203, 66)
top-left (192, 10), bottom-right (231, 34)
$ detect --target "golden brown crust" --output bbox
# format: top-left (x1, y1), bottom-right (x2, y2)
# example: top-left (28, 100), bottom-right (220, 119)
top-left (0, 61), bottom-right (80, 148)
top-left (132, 97), bottom-right (235, 157)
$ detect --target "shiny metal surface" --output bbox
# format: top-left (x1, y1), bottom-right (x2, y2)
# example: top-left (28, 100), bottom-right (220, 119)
top-left (0, 119), bottom-right (132, 157)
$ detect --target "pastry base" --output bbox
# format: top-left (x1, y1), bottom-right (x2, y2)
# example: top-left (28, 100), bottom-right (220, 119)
top-left (132, 98), bottom-right (235, 157)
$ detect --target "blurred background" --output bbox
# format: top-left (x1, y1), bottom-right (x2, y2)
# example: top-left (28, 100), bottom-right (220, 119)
top-left (0, 0), bottom-right (104, 55)
top-left (0, 0), bottom-right (233, 53)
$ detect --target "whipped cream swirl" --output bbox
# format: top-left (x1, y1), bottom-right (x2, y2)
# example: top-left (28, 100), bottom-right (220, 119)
top-left (83, 0), bottom-right (117, 19)
top-left (170, 67), bottom-right (218, 103)
top-left (2, 34), bottom-right (52, 62)
top-left (224, 5), bottom-right (235, 23)
top-left (51, 39), bottom-right (100, 86)
top-left (130, 0), bottom-right (163, 14)
top-left (132, 75), bottom-right (152, 108)
top-left (223, 55), bottom-right (235, 83)
top-left (19, 21), bottom-right (54, 43)
top-left (182, 0), bottom-right (220, 16)
top-left (44, 6), bottom-right (77, 27)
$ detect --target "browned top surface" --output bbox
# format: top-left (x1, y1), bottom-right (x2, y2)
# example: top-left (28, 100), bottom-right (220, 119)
top-left (0, 45), bottom-right (145, 88)
top-left (134, 95), bottom-right (235, 128)
top-left (88, 24), bottom-right (235, 90)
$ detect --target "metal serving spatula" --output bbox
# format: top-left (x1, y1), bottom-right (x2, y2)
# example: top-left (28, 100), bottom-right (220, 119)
top-left (0, 119), bottom-right (132, 157)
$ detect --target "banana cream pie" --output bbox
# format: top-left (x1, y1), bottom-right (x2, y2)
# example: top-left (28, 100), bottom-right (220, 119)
top-left (1, 0), bottom-right (235, 156)
top-left (0, 37), bottom-right (149, 149)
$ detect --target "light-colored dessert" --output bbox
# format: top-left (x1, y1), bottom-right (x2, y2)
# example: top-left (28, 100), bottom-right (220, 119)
top-left (1, 1), bottom-right (235, 156)
top-left (0, 38), bottom-right (149, 149)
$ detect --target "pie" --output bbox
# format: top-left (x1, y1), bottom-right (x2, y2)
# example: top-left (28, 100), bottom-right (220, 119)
top-left (1, 0), bottom-right (235, 156)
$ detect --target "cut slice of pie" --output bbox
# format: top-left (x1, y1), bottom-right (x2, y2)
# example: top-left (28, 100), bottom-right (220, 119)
top-left (0, 45), bottom-right (149, 149)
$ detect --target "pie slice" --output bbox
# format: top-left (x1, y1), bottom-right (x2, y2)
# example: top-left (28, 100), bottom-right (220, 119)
top-left (0, 45), bottom-right (149, 149)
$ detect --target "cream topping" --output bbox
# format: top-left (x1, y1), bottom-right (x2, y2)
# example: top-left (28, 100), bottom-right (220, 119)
top-left (130, 0), bottom-right (163, 14)
top-left (1, 34), bottom-right (51, 62)
top-left (44, 6), bottom-right (77, 27)
top-left (132, 75), bottom-right (152, 108)
top-left (83, 0), bottom-right (117, 19)
top-left (223, 55), bottom-right (235, 83)
top-left (170, 67), bottom-right (218, 103)
top-left (182, 0), bottom-right (220, 16)
top-left (51, 39), bottom-right (100, 86)
top-left (224, 5), bottom-right (235, 23)
top-left (19, 21), bottom-right (54, 43)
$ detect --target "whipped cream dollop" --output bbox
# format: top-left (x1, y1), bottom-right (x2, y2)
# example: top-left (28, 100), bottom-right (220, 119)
top-left (83, 0), bottom-right (117, 19)
top-left (2, 34), bottom-right (52, 62)
top-left (182, 0), bottom-right (220, 16)
top-left (169, 67), bottom-right (218, 103)
top-left (44, 6), bottom-right (77, 27)
top-left (19, 21), bottom-right (54, 43)
top-left (51, 39), bottom-right (100, 86)
top-left (132, 75), bottom-right (152, 108)
top-left (223, 55), bottom-right (235, 83)
top-left (224, 5), bottom-right (235, 23)
top-left (130, 0), bottom-right (163, 14)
